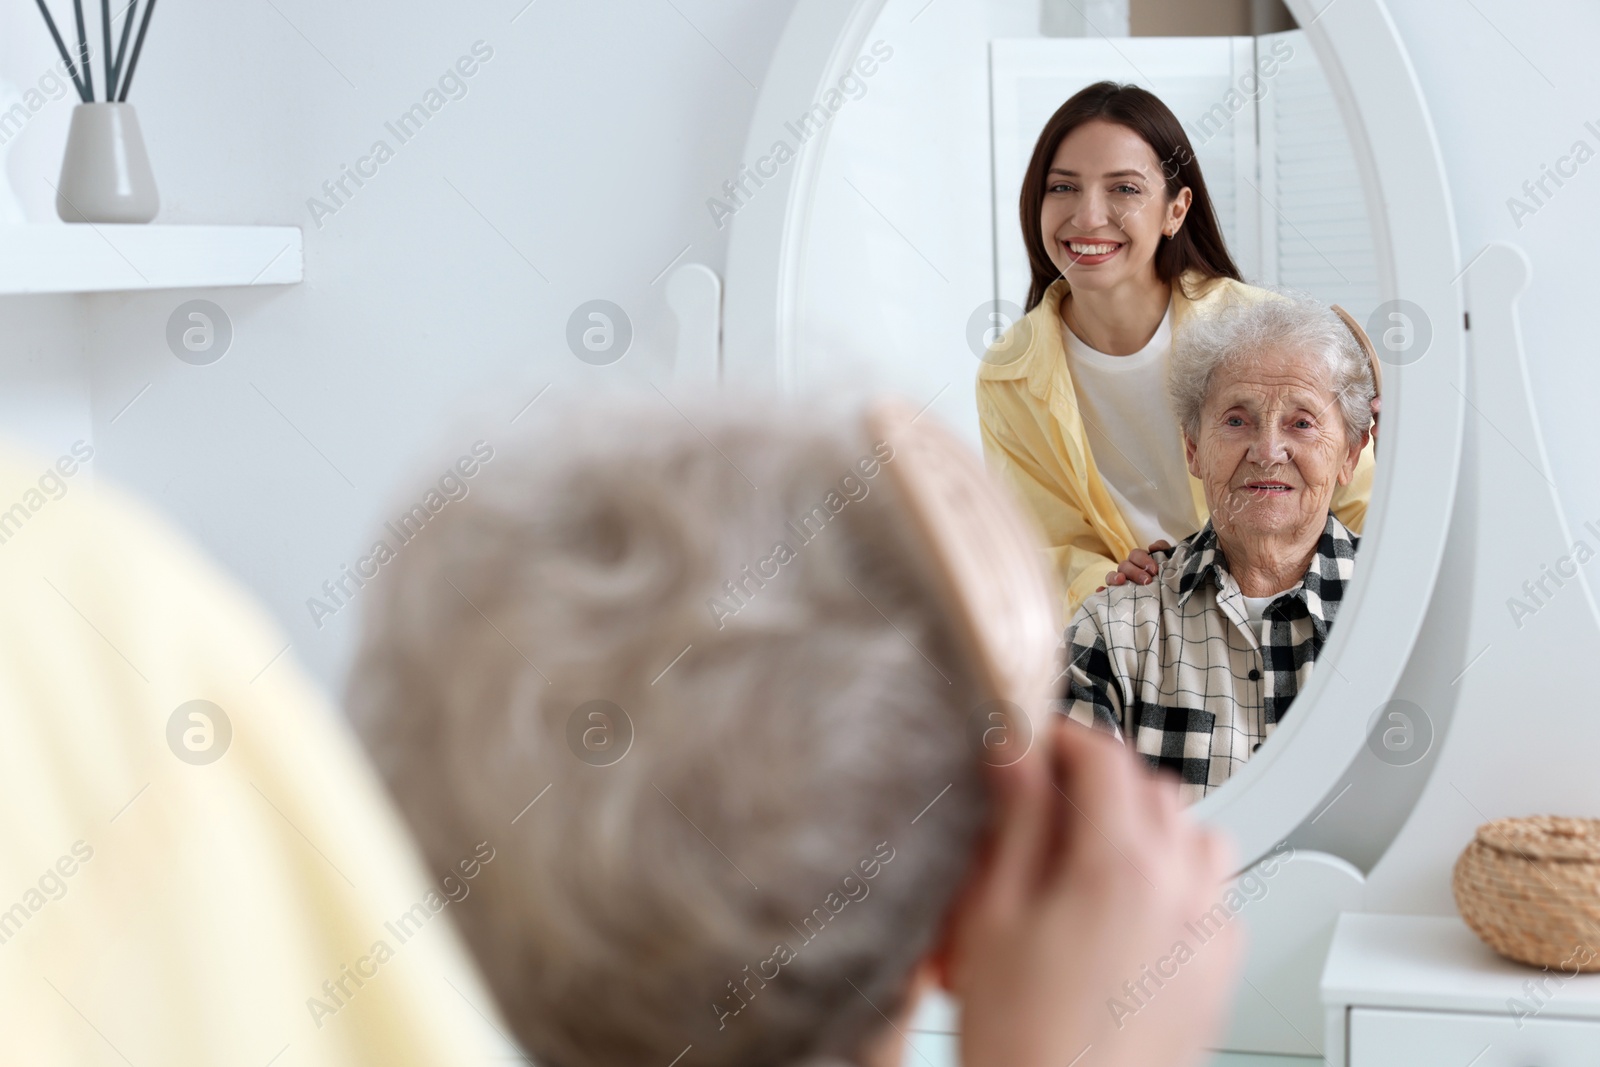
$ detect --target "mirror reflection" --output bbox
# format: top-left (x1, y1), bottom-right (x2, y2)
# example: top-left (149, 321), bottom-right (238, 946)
top-left (796, 1), bottom-right (1383, 796)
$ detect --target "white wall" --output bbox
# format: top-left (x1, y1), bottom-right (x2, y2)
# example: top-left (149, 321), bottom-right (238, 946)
top-left (2, 0), bottom-right (799, 686)
top-left (797, 0), bottom-right (1039, 446)
top-left (1, 0), bottom-right (1597, 697)
top-left (0, 294), bottom-right (88, 458)
top-left (1386, 1), bottom-right (1600, 548)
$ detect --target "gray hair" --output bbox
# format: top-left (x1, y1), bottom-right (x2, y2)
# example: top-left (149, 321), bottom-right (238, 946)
top-left (347, 392), bottom-right (988, 1067)
top-left (1169, 292), bottom-right (1376, 444)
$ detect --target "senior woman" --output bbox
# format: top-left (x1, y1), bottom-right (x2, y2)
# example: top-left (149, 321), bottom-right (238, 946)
top-left (1058, 295), bottom-right (1375, 802)
top-left (346, 395), bottom-right (1238, 1067)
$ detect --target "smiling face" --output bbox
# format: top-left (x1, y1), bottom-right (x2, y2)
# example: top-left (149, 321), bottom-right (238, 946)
top-left (1184, 345), bottom-right (1367, 549)
top-left (1039, 119), bottom-right (1191, 294)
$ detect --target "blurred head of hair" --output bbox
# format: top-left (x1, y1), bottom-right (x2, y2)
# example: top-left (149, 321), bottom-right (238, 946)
top-left (347, 392), bottom-right (990, 1067)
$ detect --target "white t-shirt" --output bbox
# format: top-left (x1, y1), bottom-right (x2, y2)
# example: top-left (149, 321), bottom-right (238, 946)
top-left (1241, 594), bottom-right (1277, 626)
top-left (1062, 304), bottom-right (1200, 550)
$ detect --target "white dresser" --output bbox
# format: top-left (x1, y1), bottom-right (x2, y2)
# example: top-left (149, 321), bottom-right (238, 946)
top-left (1321, 913), bottom-right (1600, 1066)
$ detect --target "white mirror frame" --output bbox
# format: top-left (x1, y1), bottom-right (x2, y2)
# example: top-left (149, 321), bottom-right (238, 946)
top-left (723, 0), bottom-right (1466, 865)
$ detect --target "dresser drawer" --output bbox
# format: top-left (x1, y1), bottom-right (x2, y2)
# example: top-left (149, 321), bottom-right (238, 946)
top-left (1350, 1007), bottom-right (1600, 1065)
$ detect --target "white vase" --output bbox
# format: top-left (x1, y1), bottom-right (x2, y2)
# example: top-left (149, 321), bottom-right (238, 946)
top-left (56, 103), bottom-right (159, 224)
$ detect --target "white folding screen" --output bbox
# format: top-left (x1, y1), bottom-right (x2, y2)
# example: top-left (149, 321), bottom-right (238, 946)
top-left (1255, 30), bottom-right (1381, 321)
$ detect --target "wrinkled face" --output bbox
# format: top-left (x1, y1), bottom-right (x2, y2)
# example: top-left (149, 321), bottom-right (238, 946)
top-left (1184, 346), bottom-right (1366, 546)
top-left (1039, 119), bottom-right (1191, 294)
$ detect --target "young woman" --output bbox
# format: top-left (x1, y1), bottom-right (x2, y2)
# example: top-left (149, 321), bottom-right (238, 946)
top-left (977, 81), bottom-right (1373, 620)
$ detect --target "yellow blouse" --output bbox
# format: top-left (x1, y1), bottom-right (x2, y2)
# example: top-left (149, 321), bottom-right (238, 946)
top-left (976, 273), bottom-right (1374, 620)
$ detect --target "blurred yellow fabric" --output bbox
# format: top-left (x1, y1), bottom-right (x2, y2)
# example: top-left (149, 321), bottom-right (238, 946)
top-left (0, 445), bottom-right (517, 1066)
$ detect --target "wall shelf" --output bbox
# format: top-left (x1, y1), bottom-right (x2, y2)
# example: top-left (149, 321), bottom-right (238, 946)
top-left (0, 225), bottom-right (302, 295)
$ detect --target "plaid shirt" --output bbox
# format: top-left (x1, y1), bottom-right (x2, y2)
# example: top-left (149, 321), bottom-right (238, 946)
top-left (1055, 514), bottom-right (1358, 802)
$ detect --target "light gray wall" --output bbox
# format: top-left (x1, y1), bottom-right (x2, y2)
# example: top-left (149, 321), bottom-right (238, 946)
top-left (1391, 0), bottom-right (1600, 552)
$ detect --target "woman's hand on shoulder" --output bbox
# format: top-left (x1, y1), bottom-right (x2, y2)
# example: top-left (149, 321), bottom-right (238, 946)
top-left (1099, 540), bottom-right (1173, 591)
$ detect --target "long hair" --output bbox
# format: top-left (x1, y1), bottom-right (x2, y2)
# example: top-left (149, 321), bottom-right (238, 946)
top-left (1019, 81), bottom-right (1241, 312)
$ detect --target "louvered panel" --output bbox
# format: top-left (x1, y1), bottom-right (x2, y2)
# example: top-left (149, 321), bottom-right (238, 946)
top-left (1257, 30), bottom-right (1381, 322)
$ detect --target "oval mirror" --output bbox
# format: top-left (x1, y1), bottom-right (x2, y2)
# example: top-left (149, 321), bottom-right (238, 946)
top-left (723, 0), bottom-right (1465, 864)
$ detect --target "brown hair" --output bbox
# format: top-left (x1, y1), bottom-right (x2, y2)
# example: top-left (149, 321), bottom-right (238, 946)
top-left (1019, 81), bottom-right (1241, 312)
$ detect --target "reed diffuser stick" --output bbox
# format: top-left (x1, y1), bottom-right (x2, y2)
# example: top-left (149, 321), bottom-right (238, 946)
top-left (116, 0), bottom-right (157, 101)
top-left (100, 0), bottom-right (112, 102)
top-left (111, 0), bottom-right (138, 99)
top-left (33, 0), bottom-right (89, 101)
top-left (71, 0), bottom-right (94, 102)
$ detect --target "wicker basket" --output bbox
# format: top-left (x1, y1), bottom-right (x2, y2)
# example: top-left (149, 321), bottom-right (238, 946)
top-left (1453, 815), bottom-right (1600, 971)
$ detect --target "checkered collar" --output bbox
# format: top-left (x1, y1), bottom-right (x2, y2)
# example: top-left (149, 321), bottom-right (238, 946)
top-left (1174, 513), bottom-right (1359, 639)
